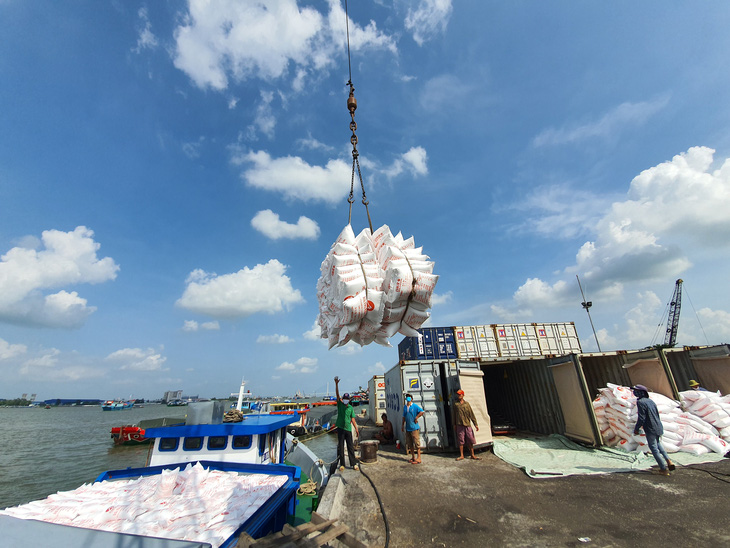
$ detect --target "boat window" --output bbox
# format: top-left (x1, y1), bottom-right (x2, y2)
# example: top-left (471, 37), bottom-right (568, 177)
top-left (232, 435), bottom-right (252, 449)
top-left (258, 433), bottom-right (268, 456)
top-left (183, 437), bottom-right (203, 451)
top-left (208, 436), bottom-right (227, 450)
top-left (159, 438), bottom-right (179, 451)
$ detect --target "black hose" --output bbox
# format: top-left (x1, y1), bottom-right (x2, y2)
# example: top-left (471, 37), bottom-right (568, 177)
top-left (357, 463), bottom-right (390, 548)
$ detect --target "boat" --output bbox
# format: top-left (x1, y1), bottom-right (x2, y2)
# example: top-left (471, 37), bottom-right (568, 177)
top-left (1, 402), bottom-right (330, 547)
top-left (100, 399), bottom-right (133, 411)
top-left (166, 399), bottom-right (188, 407)
top-left (109, 416), bottom-right (186, 446)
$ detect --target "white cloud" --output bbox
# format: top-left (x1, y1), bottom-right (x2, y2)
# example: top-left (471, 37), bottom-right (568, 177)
top-left (176, 259), bottom-right (304, 319)
top-left (106, 347), bottom-right (168, 372)
top-left (431, 291), bottom-right (452, 306)
top-left (276, 356), bottom-right (318, 374)
top-left (0, 338), bottom-right (27, 360)
top-left (132, 7), bottom-right (158, 53)
top-left (382, 146), bottom-right (429, 179)
top-left (173, 0), bottom-right (395, 91)
top-left (182, 320), bottom-right (220, 332)
top-left (257, 334), bottom-right (294, 344)
top-left (0, 226), bottom-right (119, 328)
top-left (182, 136), bottom-right (205, 159)
top-left (533, 96), bottom-right (670, 148)
top-left (303, 320), bottom-right (323, 341)
top-left (249, 90), bottom-right (276, 140)
top-left (296, 134), bottom-right (334, 153)
top-left (404, 0), bottom-right (453, 46)
top-left (251, 210), bottom-right (320, 240)
top-left (368, 361), bottom-right (386, 374)
top-left (420, 74), bottom-right (471, 112)
top-left (236, 150), bottom-right (351, 204)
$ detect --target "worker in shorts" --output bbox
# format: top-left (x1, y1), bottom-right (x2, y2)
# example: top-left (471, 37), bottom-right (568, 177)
top-left (453, 389), bottom-right (481, 460)
top-left (402, 393), bottom-right (424, 464)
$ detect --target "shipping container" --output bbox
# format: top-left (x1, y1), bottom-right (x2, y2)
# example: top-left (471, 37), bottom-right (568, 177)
top-left (662, 344), bottom-right (730, 394)
top-left (384, 360), bottom-right (486, 451)
top-left (400, 323), bottom-right (581, 361)
top-left (368, 374), bottom-right (386, 425)
top-left (397, 327), bottom-right (457, 361)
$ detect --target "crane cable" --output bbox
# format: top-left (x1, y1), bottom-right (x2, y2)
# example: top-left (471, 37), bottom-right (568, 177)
top-left (344, 0), bottom-right (373, 233)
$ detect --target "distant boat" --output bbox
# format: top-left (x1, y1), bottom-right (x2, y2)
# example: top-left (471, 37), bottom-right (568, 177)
top-left (100, 400), bottom-right (133, 411)
top-left (166, 399), bottom-right (187, 407)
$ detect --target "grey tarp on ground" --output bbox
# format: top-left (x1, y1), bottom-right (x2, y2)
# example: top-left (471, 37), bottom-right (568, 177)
top-left (492, 434), bottom-right (726, 478)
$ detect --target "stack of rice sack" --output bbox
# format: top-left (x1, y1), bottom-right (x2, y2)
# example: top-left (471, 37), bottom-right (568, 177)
top-left (592, 383), bottom-right (729, 456)
top-left (317, 224), bottom-right (438, 349)
top-left (679, 389), bottom-right (730, 444)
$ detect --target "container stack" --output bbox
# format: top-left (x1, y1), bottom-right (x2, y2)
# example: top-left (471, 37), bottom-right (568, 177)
top-left (317, 224), bottom-right (438, 349)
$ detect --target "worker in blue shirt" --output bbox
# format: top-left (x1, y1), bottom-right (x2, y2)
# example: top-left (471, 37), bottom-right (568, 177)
top-left (402, 393), bottom-right (424, 464)
top-left (632, 384), bottom-right (675, 476)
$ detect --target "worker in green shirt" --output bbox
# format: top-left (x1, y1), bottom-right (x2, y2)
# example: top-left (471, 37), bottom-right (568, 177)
top-left (334, 376), bottom-right (360, 471)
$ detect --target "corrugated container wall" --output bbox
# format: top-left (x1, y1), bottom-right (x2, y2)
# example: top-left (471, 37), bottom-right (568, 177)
top-left (481, 358), bottom-right (566, 435)
top-left (663, 345), bottom-right (730, 394)
top-left (578, 349), bottom-right (658, 398)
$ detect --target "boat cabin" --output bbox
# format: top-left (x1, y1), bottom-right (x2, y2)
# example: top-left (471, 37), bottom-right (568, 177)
top-left (144, 413), bottom-right (299, 467)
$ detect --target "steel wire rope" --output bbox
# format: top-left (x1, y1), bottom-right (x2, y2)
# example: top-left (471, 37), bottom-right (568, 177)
top-left (682, 282), bottom-right (710, 345)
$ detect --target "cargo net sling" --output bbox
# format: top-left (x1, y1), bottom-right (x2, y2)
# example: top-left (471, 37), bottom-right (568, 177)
top-left (316, 29), bottom-right (438, 349)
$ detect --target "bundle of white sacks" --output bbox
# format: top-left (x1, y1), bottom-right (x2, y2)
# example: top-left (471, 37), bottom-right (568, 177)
top-left (0, 462), bottom-right (287, 547)
top-left (593, 383), bottom-right (730, 456)
top-left (317, 224), bottom-right (438, 349)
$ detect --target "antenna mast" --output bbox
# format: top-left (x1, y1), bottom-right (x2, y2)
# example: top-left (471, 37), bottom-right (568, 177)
top-left (577, 275), bottom-right (602, 352)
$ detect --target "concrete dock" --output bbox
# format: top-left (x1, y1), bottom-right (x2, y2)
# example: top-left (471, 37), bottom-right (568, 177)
top-left (318, 418), bottom-right (730, 547)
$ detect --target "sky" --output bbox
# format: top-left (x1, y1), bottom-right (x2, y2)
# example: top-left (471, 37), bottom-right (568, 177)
top-left (1, 1), bottom-right (729, 401)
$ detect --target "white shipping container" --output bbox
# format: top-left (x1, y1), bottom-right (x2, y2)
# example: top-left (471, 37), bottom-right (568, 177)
top-left (557, 322), bottom-right (582, 354)
top-left (454, 326), bottom-right (479, 359)
top-left (474, 325), bottom-right (500, 358)
top-left (368, 375), bottom-right (386, 425)
top-left (495, 325), bottom-right (520, 357)
top-left (513, 324), bottom-right (542, 356)
top-left (535, 323), bottom-right (562, 355)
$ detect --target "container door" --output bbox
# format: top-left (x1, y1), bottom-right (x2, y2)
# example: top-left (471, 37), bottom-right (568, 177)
top-left (402, 362), bottom-right (448, 449)
top-left (623, 358), bottom-right (675, 399)
top-left (456, 369), bottom-right (493, 448)
top-left (548, 359), bottom-right (600, 445)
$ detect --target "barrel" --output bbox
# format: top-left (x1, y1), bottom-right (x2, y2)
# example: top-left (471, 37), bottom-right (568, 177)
top-left (360, 440), bottom-right (379, 463)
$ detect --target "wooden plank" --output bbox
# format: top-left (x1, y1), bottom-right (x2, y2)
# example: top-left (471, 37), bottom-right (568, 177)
top-left (310, 524), bottom-right (350, 546)
top-left (310, 513), bottom-right (368, 548)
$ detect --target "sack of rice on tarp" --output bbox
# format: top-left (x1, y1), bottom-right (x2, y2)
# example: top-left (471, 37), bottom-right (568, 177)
top-left (592, 383), bottom-right (729, 456)
top-left (317, 224), bottom-right (438, 349)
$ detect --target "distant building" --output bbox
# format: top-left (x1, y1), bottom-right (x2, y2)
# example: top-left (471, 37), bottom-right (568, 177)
top-left (163, 390), bottom-right (183, 403)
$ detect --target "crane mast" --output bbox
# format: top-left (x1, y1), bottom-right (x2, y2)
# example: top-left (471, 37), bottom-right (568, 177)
top-left (663, 279), bottom-right (683, 347)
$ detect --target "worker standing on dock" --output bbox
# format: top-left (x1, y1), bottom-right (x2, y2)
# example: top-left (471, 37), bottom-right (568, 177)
top-left (334, 376), bottom-right (360, 471)
top-left (402, 393), bottom-right (424, 464)
top-left (632, 384), bottom-right (675, 476)
top-left (453, 389), bottom-right (481, 461)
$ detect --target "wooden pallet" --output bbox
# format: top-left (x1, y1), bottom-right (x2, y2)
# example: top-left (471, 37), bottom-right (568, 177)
top-left (236, 512), bottom-right (368, 548)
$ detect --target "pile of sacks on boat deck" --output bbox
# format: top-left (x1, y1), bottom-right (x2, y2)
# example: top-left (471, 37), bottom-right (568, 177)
top-left (0, 462), bottom-right (286, 547)
top-left (317, 224), bottom-right (438, 348)
top-left (593, 383), bottom-right (730, 456)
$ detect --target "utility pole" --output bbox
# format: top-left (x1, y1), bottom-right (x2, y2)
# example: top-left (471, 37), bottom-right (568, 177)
top-left (576, 275), bottom-right (602, 352)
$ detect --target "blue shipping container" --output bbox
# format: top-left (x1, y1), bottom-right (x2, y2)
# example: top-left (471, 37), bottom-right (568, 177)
top-left (398, 327), bottom-right (458, 361)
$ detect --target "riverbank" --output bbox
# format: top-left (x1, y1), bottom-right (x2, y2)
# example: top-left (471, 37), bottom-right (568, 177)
top-left (319, 417), bottom-right (730, 547)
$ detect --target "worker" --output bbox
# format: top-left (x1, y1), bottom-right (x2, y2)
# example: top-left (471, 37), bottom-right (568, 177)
top-left (632, 384), bottom-right (675, 476)
top-left (374, 413), bottom-right (394, 444)
top-left (688, 380), bottom-right (709, 392)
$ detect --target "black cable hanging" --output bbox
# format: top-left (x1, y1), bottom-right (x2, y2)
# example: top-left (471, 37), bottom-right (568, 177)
top-left (344, 0), bottom-right (373, 233)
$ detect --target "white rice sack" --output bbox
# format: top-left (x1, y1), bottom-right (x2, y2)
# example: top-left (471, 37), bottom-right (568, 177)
top-left (617, 439), bottom-right (638, 452)
top-left (683, 431), bottom-right (730, 455)
top-left (649, 392), bottom-right (680, 409)
top-left (663, 441), bottom-right (680, 453)
top-left (679, 443), bottom-right (710, 456)
top-left (703, 410), bottom-right (730, 429)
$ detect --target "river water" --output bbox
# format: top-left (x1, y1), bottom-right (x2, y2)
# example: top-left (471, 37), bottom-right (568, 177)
top-left (0, 405), bottom-right (336, 510)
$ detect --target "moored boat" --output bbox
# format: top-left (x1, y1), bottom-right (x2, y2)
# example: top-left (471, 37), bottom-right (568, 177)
top-left (101, 400), bottom-right (133, 411)
top-left (1, 402), bottom-right (329, 547)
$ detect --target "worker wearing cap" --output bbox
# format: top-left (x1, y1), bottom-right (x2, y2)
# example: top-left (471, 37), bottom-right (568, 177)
top-left (453, 389), bottom-right (481, 461)
top-left (632, 384), bottom-right (674, 476)
top-left (688, 379), bottom-right (709, 392)
top-left (334, 376), bottom-right (359, 471)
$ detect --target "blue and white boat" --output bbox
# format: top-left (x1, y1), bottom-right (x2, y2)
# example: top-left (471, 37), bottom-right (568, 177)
top-left (1, 402), bottom-right (330, 547)
top-left (101, 399), bottom-right (134, 410)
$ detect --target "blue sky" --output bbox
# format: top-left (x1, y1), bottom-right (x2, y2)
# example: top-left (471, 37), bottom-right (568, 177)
top-left (2, 1), bottom-right (729, 400)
